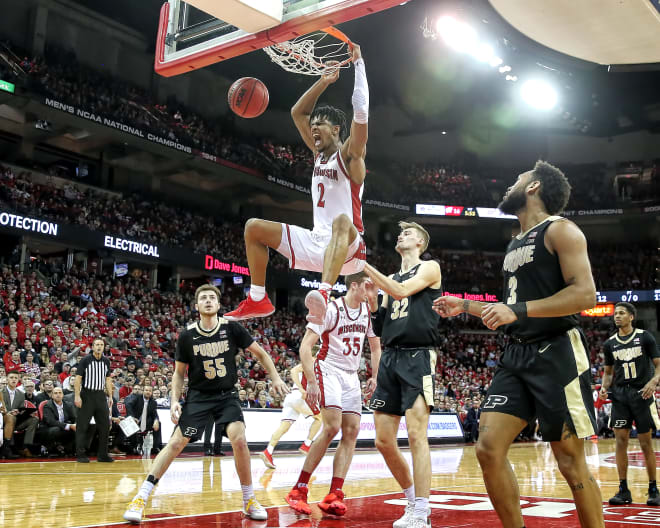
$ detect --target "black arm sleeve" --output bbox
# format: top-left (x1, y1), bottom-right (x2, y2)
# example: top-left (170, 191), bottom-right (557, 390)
top-left (371, 306), bottom-right (387, 337)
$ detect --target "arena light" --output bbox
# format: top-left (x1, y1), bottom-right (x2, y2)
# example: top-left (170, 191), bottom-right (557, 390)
top-left (520, 79), bottom-right (558, 110)
top-left (472, 43), bottom-right (495, 63)
top-left (436, 16), bottom-right (478, 54)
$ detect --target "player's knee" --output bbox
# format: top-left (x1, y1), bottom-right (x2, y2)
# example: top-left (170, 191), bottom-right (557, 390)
top-left (375, 434), bottom-right (395, 453)
top-left (331, 214), bottom-right (351, 234)
top-left (323, 423), bottom-right (341, 438)
top-left (342, 423), bottom-right (360, 441)
top-left (169, 437), bottom-right (188, 453)
top-left (244, 217), bottom-right (259, 237)
top-left (555, 454), bottom-right (581, 482)
top-left (407, 425), bottom-right (427, 447)
top-left (475, 441), bottom-right (498, 468)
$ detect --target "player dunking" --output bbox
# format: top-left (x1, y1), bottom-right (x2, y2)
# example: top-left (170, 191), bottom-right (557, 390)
top-left (364, 221), bottom-right (442, 528)
top-left (123, 285), bottom-right (288, 523)
top-left (285, 271), bottom-right (381, 516)
top-left (225, 44), bottom-right (369, 325)
top-left (434, 161), bottom-right (605, 528)
top-left (260, 360), bottom-right (323, 469)
top-left (599, 302), bottom-right (660, 506)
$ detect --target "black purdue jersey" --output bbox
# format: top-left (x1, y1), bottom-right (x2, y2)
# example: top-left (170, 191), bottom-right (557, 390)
top-left (175, 318), bottom-right (254, 393)
top-left (502, 216), bottom-right (579, 340)
top-left (381, 262), bottom-right (441, 347)
top-left (604, 329), bottom-right (659, 389)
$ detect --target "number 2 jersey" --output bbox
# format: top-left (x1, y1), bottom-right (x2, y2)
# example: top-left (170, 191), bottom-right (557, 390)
top-left (311, 149), bottom-right (364, 237)
top-left (175, 318), bottom-right (254, 392)
top-left (307, 297), bottom-right (375, 372)
top-left (603, 329), bottom-right (659, 389)
top-left (502, 216), bottom-right (579, 340)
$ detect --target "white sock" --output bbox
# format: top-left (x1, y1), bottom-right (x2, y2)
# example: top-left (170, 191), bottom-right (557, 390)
top-left (266, 444), bottom-right (274, 454)
top-left (404, 485), bottom-right (415, 505)
top-left (319, 282), bottom-right (332, 293)
top-left (241, 484), bottom-right (254, 503)
top-left (303, 438), bottom-right (312, 447)
top-left (250, 285), bottom-right (266, 302)
top-left (137, 480), bottom-right (155, 501)
top-left (414, 497), bottom-right (429, 519)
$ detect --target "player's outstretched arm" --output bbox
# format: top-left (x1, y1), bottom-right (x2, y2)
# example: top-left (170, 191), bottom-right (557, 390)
top-left (341, 44), bottom-right (368, 185)
top-left (365, 260), bottom-right (441, 301)
top-left (246, 342), bottom-right (289, 397)
top-left (291, 69), bottom-right (338, 153)
top-left (432, 297), bottom-right (488, 319)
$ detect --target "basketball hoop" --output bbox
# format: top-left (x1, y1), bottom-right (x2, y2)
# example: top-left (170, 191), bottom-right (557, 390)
top-left (263, 27), bottom-right (353, 76)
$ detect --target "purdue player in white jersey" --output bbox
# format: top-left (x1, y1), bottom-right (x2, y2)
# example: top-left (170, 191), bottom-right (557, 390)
top-left (260, 361), bottom-right (323, 469)
top-left (225, 44), bottom-right (369, 325)
top-left (285, 272), bottom-right (381, 517)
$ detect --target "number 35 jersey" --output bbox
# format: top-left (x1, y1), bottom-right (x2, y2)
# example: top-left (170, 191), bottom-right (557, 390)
top-left (604, 329), bottom-right (659, 389)
top-left (502, 216), bottom-right (579, 340)
top-left (307, 298), bottom-right (374, 372)
top-left (175, 318), bottom-right (254, 392)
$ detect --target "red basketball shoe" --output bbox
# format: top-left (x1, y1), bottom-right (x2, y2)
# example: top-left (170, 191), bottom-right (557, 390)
top-left (285, 487), bottom-right (312, 515)
top-left (224, 295), bottom-right (275, 321)
top-left (298, 443), bottom-right (310, 454)
top-left (318, 490), bottom-right (347, 516)
top-left (305, 289), bottom-right (329, 325)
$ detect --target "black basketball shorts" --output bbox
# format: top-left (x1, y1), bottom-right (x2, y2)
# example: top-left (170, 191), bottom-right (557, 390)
top-left (483, 328), bottom-right (596, 442)
top-left (370, 346), bottom-right (437, 416)
top-left (609, 385), bottom-right (660, 434)
top-left (177, 389), bottom-right (244, 442)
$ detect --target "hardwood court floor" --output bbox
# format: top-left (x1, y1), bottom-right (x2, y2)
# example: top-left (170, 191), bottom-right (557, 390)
top-left (3, 438), bottom-right (660, 528)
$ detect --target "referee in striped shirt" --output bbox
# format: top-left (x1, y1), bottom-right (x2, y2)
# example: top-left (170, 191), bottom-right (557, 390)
top-left (74, 337), bottom-right (114, 463)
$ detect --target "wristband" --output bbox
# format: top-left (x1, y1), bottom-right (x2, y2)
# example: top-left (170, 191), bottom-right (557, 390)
top-left (509, 302), bottom-right (528, 323)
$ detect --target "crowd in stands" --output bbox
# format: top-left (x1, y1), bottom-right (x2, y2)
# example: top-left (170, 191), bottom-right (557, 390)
top-left (2, 38), bottom-right (659, 211)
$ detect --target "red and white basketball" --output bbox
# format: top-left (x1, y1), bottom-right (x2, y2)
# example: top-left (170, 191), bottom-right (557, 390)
top-left (228, 77), bottom-right (269, 118)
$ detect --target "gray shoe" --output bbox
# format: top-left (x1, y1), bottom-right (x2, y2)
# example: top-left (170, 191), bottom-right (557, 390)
top-left (609, 488), bottom-right (632, 505)
top-left (648, 489), bottom-right (660, 506)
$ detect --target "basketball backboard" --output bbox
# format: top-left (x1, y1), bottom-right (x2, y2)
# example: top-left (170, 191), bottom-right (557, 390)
top-left (155, 0), bottom-right (409, 77)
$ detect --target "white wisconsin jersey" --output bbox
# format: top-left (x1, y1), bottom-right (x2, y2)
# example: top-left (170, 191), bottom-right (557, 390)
top-left (307, 297), bottom-right (375, 372)
top-left (311, 149), bottom-right (364, 237)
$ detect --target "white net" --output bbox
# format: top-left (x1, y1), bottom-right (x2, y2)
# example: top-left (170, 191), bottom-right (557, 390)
top-left (263, 30), bottom-right (353, 76)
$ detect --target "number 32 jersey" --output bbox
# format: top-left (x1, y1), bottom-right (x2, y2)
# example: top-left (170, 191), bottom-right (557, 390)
top-left (175, 318), bottom-right (254, 392)
top-left (308, 298), bottom-right (374, 372)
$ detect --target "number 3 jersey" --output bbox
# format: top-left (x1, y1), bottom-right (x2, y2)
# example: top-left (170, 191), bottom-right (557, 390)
top-left (307, 297), bottom-right (374, 372)
top-left (502, 216), bottom-right (579, 340)
top-left (175, 318), bottom-right (254, 392)
top-left (603, 329), bottom-right (659, 389)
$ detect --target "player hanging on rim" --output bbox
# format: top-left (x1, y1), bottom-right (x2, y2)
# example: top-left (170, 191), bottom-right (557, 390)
top-left (599, 302), bottom-right (660, 506)
top-left (225, 44), bottom-right (369, 325)
top-left (123, 285), bottom-right (288, 524)
top-left (261, 358), bottom-right (323, 469)
top-left (285, 271), bottom-right (381, 516)
top-left (434, 161), bottom-right (605, 528)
